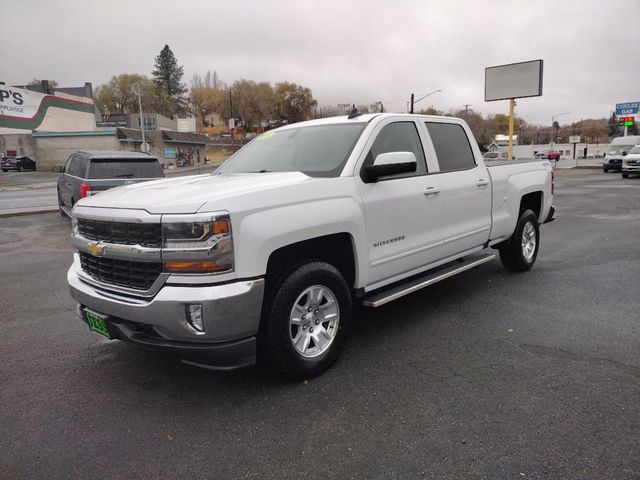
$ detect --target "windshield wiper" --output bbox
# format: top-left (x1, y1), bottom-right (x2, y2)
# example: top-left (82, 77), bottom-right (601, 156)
top-left (249, 170), bottom-right (271, 173)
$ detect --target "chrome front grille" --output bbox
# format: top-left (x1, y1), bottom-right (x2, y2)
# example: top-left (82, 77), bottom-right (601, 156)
top-left (79, 252), bottom-right (162, 291)
top-left (77, 219), bottom-right (162, 247)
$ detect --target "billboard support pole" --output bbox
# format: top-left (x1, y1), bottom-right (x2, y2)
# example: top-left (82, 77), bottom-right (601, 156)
top-left (508, 98), bottom-right (515, 160)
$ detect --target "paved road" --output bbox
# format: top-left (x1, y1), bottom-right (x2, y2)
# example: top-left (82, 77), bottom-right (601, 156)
top-left (1, 170), bottom-right (639, 479)
top-left (0, 187), bottom-right (58, 215)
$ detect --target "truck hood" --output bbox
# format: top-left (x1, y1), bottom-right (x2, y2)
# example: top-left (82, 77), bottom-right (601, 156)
top-left (77, 172), bottom-right (316, 214)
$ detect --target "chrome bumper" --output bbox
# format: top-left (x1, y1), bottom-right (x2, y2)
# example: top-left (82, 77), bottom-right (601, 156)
top-left (68, 266), bottom-right (265, 344)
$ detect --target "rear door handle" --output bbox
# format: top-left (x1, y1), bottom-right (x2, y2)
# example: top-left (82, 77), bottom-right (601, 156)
top-left (424, 186), bottom-right (440, 196)
top-left (476, 179), bottom-right (490, 187)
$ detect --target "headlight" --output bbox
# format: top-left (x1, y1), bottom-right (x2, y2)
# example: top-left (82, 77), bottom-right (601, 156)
top-left (162, 214), bottom-right (234, 273)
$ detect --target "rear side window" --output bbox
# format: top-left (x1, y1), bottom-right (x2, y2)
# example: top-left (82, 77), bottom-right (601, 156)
top-left (364, 121), bottom-right (427, 177)
top-left (88, 159), bottom-right (164, 179)
top-left (425, 122), bottom-right (476, 172)
top-left (70, 157), bottom-right (87, 177)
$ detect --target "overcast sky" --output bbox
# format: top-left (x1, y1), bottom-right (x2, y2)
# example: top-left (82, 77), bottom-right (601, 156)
top-left (3, 0), bottom-right (639, 125)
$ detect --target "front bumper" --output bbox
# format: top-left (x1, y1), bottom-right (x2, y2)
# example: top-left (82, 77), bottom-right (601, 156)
top-left (68, 266), bottom-right (265, 370)
top-left (622, 164), bottom-right (640, 173)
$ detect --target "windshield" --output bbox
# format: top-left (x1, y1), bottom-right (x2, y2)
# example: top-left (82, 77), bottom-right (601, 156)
top-left (88, 159), bottom-right (164, 179)
top-left (608, 145), bottom-right (634, 155)
top-left (216, 123), bottom-right (366, 177)
top-left (628, 146), bottom-right (640, 155)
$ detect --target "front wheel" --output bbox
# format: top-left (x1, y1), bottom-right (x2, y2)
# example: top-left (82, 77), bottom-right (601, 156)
top-left (499, 209), bottom-right (540, 272)
top-left (603, 167), bottom-right (608, 173)
top-left (260, 261), bottom-right (352, 380)
top-left (622, 172), bottom-right (629, 179)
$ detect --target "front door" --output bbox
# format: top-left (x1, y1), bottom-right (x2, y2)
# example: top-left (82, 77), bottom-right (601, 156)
top-left (356, 119), bottom-right (443, 289)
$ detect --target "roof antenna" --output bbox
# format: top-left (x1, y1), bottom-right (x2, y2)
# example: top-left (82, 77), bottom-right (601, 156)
top-left (348, 104), bottom-right (362, 119)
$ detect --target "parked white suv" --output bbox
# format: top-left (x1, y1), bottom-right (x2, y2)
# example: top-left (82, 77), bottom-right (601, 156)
top-left (67, 113), bottom-right (555, 379)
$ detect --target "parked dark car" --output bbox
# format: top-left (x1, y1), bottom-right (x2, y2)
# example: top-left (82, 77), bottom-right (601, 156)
top-left (53, 150), bottom-right (165, 216)
top-left (1, 156), bottom-right (37, 172)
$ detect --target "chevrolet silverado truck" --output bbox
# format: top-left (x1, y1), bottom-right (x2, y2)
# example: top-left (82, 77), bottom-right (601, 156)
top-left (67, 113), bottom-right (555, 379)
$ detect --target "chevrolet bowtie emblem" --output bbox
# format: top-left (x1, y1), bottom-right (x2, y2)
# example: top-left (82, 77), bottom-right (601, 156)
top-left (87, 242), bottom-right (106, 257)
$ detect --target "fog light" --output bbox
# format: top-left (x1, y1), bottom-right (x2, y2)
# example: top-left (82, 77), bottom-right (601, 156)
top-left (186, 304), bottom-right (204, 333)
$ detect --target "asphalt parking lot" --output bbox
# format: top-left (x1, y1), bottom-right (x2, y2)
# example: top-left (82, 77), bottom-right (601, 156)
top-left (1, 169), bottom-right (639, 480)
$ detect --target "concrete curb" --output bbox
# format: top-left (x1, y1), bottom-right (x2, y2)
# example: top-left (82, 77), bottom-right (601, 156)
top-left (0, 207), bottom-right (59, 219)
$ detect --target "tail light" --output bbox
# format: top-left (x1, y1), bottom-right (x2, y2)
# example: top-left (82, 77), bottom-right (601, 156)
top-left (80, 183), bottom-right (91, 198)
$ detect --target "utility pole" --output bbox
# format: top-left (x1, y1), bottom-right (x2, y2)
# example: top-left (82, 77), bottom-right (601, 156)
top-left (136, 84), bottom-right (146, 152)
top-left (462, 104), bottom-right (471, 118)
top-left (508, 99), bottom-right (515, 160)
top-left (410, 93), bottom-right (415, 114)
top-left (380, 102), bottom-right (384, 113)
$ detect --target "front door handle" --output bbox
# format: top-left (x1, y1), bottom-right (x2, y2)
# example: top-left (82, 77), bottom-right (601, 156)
top-left (424, 186), bottom-right (440, 196)
top-left (476, 179), bottom-right (490, 187)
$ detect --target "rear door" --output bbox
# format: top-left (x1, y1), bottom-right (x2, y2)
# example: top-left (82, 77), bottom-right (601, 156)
top-left (423, 121), bottom-right (492, 258)
top-left (356, 118), bottom-right (443, 289)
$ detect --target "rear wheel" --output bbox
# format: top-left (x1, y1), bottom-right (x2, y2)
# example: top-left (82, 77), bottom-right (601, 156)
top-left (18, 165), bottom-right (23, 172)
top-left (260, 261), bottom-right (352, 380)
top-left (1, 169), bottom-right (7, 172)
top-left (499, 209), bottom-right (540, 273)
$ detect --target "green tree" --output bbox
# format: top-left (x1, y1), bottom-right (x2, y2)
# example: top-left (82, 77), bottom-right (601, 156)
top-left (190, 71), bottom-right (226, 125)
top-left (230, 79), bottom-right (274, 130)
top-left (608, 112), bottom-right (622, 138)
top-left (95, 74), bottom-right (155, 116)
top-left (417, 105), bottom-right (443, 116)
top-left (152, 44), bottom-right (188, 117)
top-left (274, 82), bottom-right (317, 124)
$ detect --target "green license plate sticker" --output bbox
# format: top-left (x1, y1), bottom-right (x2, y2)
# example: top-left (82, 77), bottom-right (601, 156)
top-left (84, 311), bottom-right (111, 339)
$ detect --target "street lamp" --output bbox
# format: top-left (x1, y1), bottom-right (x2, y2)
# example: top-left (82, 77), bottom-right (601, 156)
top-left (409, 89), bottom-right (443, 114)
top-left (551, 112), bottom-right (569, 147)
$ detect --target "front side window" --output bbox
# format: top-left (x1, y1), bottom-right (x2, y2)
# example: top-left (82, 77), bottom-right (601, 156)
top-left (361, 122), bottom-right (427, 179)
top-left (64, 155), bottom-right (76, 175)
top-left (217, 123), bottom-right (366, 177)
top-left (425, 122), bottom-right (476, 172)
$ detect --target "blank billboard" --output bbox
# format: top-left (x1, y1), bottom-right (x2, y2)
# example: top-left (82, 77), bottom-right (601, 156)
top-left (485, 59), bottom-right (543, 102)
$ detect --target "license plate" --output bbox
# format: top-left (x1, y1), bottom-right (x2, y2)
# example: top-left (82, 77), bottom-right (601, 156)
top-left (84, 310), bottom-right (111, 339)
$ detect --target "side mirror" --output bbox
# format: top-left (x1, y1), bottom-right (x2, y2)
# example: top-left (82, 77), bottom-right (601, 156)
top-left (362, 152), bottom-right (417, 183)
top-left (52, 165), bottom-right (63, 173)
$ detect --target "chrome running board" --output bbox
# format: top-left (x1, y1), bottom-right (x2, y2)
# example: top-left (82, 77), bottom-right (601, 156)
top-left (362, 253), bottom-right (496, 308)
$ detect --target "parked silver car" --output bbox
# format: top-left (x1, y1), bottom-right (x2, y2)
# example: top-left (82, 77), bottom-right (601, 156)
top-left (53, 151), bottom-right (165, 216)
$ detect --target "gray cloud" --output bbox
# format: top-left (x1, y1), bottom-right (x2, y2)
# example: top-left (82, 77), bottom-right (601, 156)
top-left (3, 0), bottom-right (638, 125)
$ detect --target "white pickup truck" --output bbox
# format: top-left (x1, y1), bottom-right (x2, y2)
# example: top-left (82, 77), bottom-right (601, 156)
top-left (68, 113), bottom-right (555, 379)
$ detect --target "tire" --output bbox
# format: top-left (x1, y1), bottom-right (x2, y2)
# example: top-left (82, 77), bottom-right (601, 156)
top-left (499, 209), bottom-right (540, 273)
top-left (603, 167), bottom-right (608, 173)
top-left (622, 172), bottom-right (629, 179)
top-left (260, 261), bottom-right (352, 380)
top-left (18, 165), bottom-right (23, 172)
top-left (1, 169), bottom-right (7, 172)
top-left (32, 165), bottom-right (36, 171)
